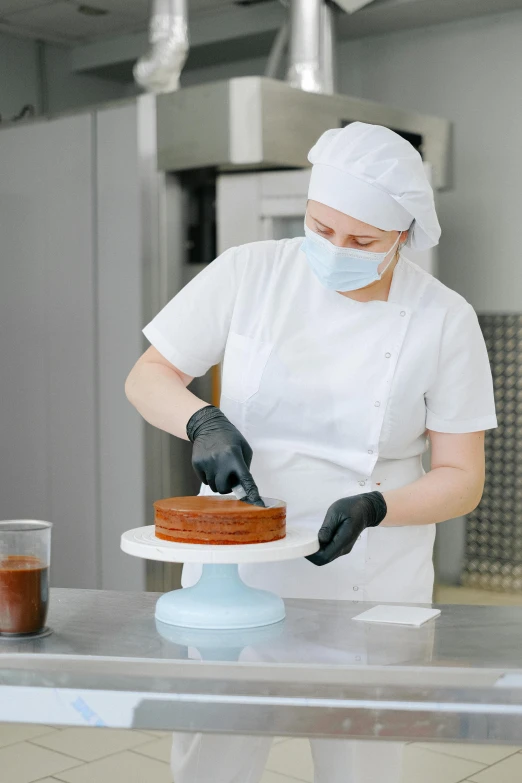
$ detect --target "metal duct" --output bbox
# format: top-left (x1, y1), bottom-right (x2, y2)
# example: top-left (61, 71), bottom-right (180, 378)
top-left (134, 0), bottom-right (189, 94)
top-left (320, 1), bottom-right (336, 94)
top-left (287, 0), bottom-right (322, 93)
top-left (286, 0), bottom-right (335, 95)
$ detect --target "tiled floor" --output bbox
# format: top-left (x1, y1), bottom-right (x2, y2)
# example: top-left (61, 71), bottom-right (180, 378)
top-left (1, 726), bottom-right (521, 783)
top-left (2, 585), bottom-right (521, 783)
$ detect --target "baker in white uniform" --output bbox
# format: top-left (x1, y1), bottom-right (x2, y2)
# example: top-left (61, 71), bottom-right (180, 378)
top-left (125, 122), bottom-right (497, 783)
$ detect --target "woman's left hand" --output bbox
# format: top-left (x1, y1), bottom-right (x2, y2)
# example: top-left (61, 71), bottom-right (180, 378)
top-left (306, 492), bottom-right (387, 566)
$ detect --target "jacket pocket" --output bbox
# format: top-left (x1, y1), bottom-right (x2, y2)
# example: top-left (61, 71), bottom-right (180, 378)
top-left (221, 332), bottom-right (273, 403)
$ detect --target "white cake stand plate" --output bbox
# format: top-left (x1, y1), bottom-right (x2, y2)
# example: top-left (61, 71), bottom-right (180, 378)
top-left (121, 525), bottom-right (319, 630)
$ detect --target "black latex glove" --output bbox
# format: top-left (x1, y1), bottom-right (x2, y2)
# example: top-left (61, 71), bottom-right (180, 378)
top-left (306, 492), bottom-right (387, 566)
top-left (186, 405), bottom-right (264, 506)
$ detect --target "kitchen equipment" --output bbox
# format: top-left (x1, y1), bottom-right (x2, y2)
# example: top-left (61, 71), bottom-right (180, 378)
top-left (121, 523), bottom-right (318, 630)
top-left (0, 520), bottom-right (52, 638)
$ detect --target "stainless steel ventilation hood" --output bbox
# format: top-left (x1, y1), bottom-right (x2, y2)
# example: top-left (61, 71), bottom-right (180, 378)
top-left (156, 76), bottom-right (451, 189)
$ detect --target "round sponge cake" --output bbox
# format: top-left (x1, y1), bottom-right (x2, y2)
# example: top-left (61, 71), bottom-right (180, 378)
top-left (154, 496), bottom-right (286, 545)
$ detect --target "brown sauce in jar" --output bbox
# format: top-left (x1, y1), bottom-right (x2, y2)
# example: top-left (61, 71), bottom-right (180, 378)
top-left (0, 555), bottom-right (49, 635)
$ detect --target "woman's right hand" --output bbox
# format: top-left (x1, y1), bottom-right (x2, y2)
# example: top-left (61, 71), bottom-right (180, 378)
top-left (187, 406), bottom-right (264, 506)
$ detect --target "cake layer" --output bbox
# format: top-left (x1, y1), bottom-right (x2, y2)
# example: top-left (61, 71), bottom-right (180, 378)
top-left (154, 496), bottom-right (286, 546)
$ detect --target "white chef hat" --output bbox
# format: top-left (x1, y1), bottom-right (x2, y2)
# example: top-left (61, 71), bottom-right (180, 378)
top-left (307, 122), bottom-right (441, 250)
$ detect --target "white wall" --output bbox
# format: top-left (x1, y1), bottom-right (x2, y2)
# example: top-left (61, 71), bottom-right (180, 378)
top-left (0, 31), bottom-right (127, 121)
top-left (44, 45), bottom-right (127, 114)
top-left (0, 31), bottom-right (39, 120)
top-left (337, 10), bottom-right (522, 312)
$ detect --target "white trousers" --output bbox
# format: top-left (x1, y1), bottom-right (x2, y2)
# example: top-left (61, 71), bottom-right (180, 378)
top-left (170, 732), bottom-right (404, 783)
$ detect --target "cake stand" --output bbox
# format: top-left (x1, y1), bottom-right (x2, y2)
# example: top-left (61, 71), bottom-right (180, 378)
top-left (121, 521), bottom-right (318, 630)
top-left (155, 616), bottom-right (286, 661)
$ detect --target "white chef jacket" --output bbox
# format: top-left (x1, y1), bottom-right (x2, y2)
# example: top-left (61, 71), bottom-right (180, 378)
top-left (143, 238), bottom-right (497, 604)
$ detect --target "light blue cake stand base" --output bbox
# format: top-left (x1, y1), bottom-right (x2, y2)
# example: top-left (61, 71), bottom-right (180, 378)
top-left (121, 522), bottom-right (319, 631)
top-left (155, 564), bottom-right (285, 630)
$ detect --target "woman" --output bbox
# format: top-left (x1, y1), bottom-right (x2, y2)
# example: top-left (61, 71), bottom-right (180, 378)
top-left (125, 122), bottom-right (496, 783)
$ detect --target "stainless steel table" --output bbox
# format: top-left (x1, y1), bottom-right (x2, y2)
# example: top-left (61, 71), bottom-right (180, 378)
top-left (1, 588), bottom-right (522, 743)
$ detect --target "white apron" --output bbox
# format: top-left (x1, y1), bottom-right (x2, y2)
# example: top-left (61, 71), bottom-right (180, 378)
top-left (182, 267), bottom-right (435, 605)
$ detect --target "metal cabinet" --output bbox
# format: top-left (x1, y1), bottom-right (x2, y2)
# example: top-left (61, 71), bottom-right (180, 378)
top-left (0, 96), bottom-right (170, 591)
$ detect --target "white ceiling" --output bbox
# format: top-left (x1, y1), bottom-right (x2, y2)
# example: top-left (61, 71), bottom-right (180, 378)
top-left (1, 0), bottom-right (522, 47)
top-left (0, 0), bottom-right (240, 44)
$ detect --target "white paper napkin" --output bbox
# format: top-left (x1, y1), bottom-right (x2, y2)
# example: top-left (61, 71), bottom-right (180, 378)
top-left (353, 605), bottom-right (441, 627)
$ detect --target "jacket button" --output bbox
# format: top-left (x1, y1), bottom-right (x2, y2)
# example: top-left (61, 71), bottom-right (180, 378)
top-left (353, 586), bottom-right (359, 592)
top-left (400, 311), bottom-right (406, 317)
top-left (385, 352), bottom-right (391, 359)
top-left (374, 401), bottom-right (381, 407)
top-left (368, 449), bottom-right (373, 455)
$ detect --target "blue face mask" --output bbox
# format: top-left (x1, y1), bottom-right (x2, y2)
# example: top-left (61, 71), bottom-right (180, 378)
top-left (301, 224), bottom-right (401, 292)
